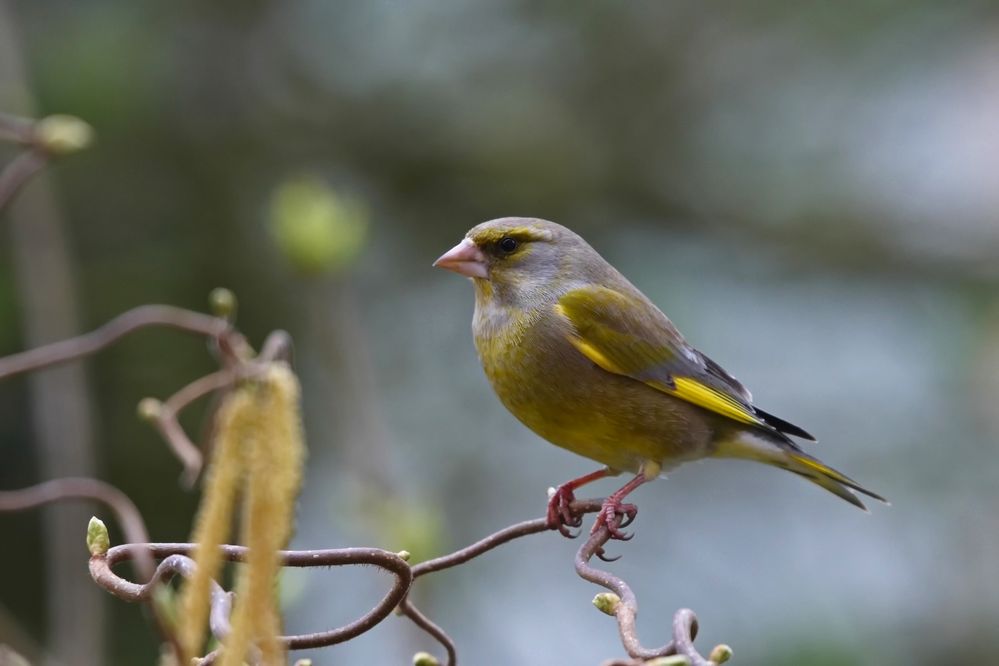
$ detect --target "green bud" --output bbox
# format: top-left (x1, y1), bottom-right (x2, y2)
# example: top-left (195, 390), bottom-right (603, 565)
top-left (87, 516), bottom-right (110, 556)
top-left (397, 550), bottom-right (412, 562)
top-left (592, 592), bottom-right (620, 616)
top-left (709, 644), bottom-right (733, 663)
top-left (136, 397), bottom-right (162, 422)
top-left (268, 176), bottom-right (368, 276)
top-left (34, 114), bottom-right (94, 155)
top-left (208, 287), bottom-right (237, 319)
top-left (412, 652), bottom-right (439, 666)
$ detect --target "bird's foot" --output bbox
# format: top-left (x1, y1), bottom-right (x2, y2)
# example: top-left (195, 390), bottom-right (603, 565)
top-left (591, 497), bottom-right (638, 541)
top-left (546, 484), bottom-right (584, 538)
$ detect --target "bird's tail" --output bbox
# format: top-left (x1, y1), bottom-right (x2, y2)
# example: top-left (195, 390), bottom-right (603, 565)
top-left (780, 450), bottom-right (887, 511)
top-left (716, 432), bottom-right (887, 511)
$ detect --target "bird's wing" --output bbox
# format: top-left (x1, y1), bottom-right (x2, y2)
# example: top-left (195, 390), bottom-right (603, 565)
top-left (555, 285), bottom-right (814, 440)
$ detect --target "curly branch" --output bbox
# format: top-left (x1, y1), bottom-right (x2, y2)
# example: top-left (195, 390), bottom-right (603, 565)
top-left (397, 597), bottom-right (457, 665)
top-left (0, 478), bottom-right (154, 582)
top-left (577, 516), bottom-right (729, 665)
top-left (400, 500), bottom-right (602, 666)
top-left (91, 542), bottom-right (413, 651)
top-left (0, 478), bottom-right (185, 657)
top-left (0, 303), bottom-right (731, 664)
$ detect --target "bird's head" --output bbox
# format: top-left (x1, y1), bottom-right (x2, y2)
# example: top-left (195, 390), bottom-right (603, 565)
top-left (434, 217), bottom-right (602, 305)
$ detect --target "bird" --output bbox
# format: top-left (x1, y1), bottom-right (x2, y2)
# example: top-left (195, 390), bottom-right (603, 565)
top-left (433, 217), bottom-right (885, 539)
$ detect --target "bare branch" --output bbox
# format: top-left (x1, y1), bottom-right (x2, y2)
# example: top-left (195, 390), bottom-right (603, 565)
top-left (0, 304), bottom-right (248, 380)
top-left (401, 500), bottom-right (603, 666)
top-left (577, 515), bottom-right (724, 665)
top-left (0, 112), bottom-right (35, 144)
top-left (412, 499), bottom-right (603, 580)
top-left (0, 478), bottom-right (185, 660)
top-left (0, 148), bottom-right (47, 210)
top-left (397, 597), bottom-right (457, 666)
top-left (92, 542), bottom-right (414, 650)
top-left (0, 478), bottom-right (154, 582)
top-left (0, 305), bottom-right (731, 664)
top-left (141, 369), bottom-right (238, 484)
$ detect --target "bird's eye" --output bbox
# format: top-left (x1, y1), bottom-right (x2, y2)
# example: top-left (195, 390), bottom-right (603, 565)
top-left (499, 237), bottom-right (519, 253)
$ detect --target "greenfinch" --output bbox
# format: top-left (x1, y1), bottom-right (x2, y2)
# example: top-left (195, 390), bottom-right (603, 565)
top-left (434, 218), bottom-right (884, 538)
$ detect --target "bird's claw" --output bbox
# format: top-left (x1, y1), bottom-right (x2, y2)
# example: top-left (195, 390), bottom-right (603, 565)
top-left (557, 522), bottom-right (581, 539)
top-left (547, 484), bottom-right (583, 538)
top-left (595, 546), bottom-right (621, 563)
top-left (591, 499), bottom-right (638, 541)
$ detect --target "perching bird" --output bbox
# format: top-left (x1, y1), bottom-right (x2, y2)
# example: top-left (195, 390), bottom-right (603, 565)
top-left (434, 218), bottom-right (885, 538)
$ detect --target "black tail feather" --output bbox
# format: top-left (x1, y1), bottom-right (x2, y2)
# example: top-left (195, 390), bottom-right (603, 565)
top-left (754, 407), bottom-right (817, 441)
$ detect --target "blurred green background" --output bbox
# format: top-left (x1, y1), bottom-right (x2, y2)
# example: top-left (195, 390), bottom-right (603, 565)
top-left (2, 1), bottom-right (998, 664)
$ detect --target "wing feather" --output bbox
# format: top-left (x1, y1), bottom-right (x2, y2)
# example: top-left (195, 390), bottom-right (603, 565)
top-left (556, 285), bottom-right (814, 440)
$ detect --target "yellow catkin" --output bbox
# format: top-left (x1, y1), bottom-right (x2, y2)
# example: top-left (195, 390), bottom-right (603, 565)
top-left (176, 386), bottom-right (255, 662)
top-left (219, 364), bottom-right (306, 666)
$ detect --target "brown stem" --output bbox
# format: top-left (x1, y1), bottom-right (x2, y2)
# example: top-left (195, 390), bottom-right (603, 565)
top-left (92, 543), bottom-right (414, 650)
top-left (0, 478), bottom-right (182, 658)
top-left (0, 304), bottom-right (246, 381)
top-left (151, 369), bottom-right (238, 484)
top-left (402, 500), bottom-right (604, 665)
top-left (0, 478), bottom-right (153, 580)
top-left (576, 515), bottom-right (718, 665)
top-left (0, 148), bottom-right (47, 210)
top-left (411, 499), bottom-right (603, 579)
top-left (397, 597), bottom-right (457, 665)
top-left (0, 111), bottom-right (35, 144)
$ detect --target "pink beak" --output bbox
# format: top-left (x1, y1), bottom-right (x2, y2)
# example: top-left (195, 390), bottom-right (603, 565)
top-left (433, 238), bottom-right (488, 279)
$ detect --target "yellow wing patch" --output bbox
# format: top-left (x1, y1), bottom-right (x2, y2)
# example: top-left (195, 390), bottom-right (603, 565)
top-left (562, 318), bottom-right (761, 426)
top-left (565, 336), bottom-right (626, 375)
top-left (557, 311), bottom-right (624, 375)
top-left (672, 377), bottom-right (761, 426)
top-left (556, 296), bottom-right (763, 427)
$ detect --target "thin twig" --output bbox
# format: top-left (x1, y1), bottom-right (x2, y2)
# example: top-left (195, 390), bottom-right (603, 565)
top-left (412, 499), bottom-right (603, 579)
top-left (258, 330), bottom-right (293, 363)
top-left (0, 148), bottom-right (47, 210)
top-left (402, 500), bottom-right (603, 666)
top-left (0, 478), bottom-right (184, 658)
top-left (0, 304), bottom-right (248, 380)
top-left (151, 369), bottom-right (239, 485)
top-left (0, 111), bottom-right (35, 144)
top-left (397, 597), bottom-right (457, 665)
top-left (0, 478), bottom-right (154, 582)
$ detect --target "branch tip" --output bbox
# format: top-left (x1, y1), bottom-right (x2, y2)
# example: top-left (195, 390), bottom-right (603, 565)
top-left (34, 114), bottom-right (94, 155)
top-left (708, 644), bottom-right (733, 663)
top-left (137, 397), bottom-right (163, 422)
top-left (592, 592), bottom-right (621, 616)
top-left (208, 288), bottom-right (237, 320)
top-left (87, 516), bottom-right (110, 556)
top-left (412, 651), bottom-right (441, 666)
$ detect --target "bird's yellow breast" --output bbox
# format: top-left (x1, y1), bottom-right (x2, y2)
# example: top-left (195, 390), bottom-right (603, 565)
top-left (472, 299), bottom-right (715, 473)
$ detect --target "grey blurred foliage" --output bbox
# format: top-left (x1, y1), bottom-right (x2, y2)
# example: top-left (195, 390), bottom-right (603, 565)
top-left (1, 0), bottom-right (998, 664)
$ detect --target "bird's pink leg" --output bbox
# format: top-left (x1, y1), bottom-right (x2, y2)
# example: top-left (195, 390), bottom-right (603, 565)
top-left (547, 467), bottom-right (611, 537)
top-left (591, 472), bottom-right (650, 541)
